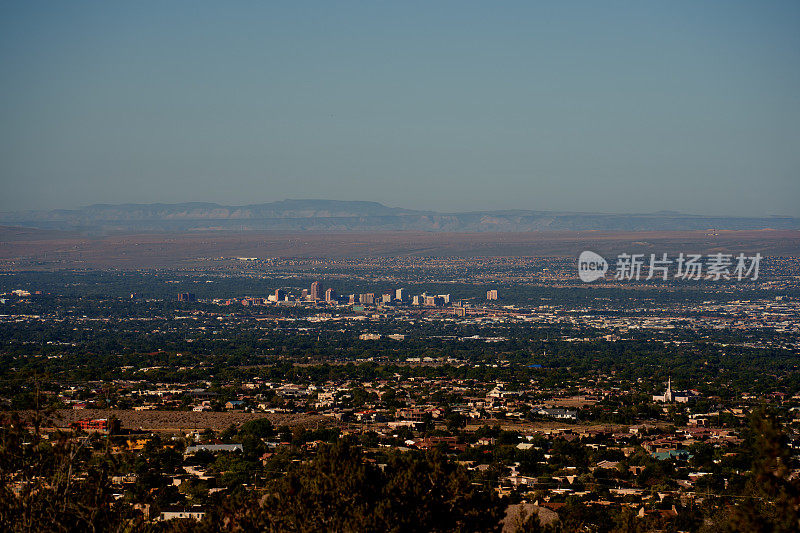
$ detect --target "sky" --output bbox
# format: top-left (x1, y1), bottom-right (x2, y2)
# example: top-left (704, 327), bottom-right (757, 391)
top-left (1, 1), bottom-right (798, 216)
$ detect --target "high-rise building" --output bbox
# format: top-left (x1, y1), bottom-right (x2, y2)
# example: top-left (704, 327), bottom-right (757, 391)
top-left (382, 293), bottom-right (393, 304)
top-left (275, 289), bottom-right (286, 302)
top-left (325, 288), bottom-right (336, 303)
top-left (359, 293), bottom-right (375, 305)
top-left (310, 281), bottom-right (322, 300)
top-left (177, 293), bottom-right (196, 302)
top-left (395, 288), bottom-right (405, 301)
top-left (487, 290), bottom-right (498, 300)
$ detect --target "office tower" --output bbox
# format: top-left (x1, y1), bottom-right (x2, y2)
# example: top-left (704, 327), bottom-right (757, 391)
top-left (359, 293), bottom-right (375, 305)
top-left (310, 281), bottom-right (322, 300)
top-left (178, 293), bottom-right (196, 302)
top-left (275, 289), bottom-right (286, 302)
top-left (487, 290), bottom-right (498, 300)
top-left (395, 288), bottom-right (404, 301)
top-left (382, 293), bottom-right (392, 304)
top-left (325, 288), bottom-right (336, 303)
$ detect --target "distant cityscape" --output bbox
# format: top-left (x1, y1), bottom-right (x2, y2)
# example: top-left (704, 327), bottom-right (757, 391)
top-left (178, 283), bottom-right (499, 308)
top-left (2, 252), bottom-right (799, 528)
top-left (4, 0), bottom-right (798, 529)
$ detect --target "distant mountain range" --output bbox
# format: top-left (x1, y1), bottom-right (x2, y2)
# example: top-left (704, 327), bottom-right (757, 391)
top-left (1, 200), bottom-right (798, 233)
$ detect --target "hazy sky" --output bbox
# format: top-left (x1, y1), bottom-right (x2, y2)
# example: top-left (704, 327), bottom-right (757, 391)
top-left (1, 1), bottom-right (798, 216)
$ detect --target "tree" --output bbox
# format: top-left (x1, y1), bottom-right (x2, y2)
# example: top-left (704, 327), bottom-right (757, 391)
top-left (191, 442), bottom-right (505, 532)
top-left (717, 408), bottom-right (800, 532)
top-left (0, 413), bottom-right (137, 532)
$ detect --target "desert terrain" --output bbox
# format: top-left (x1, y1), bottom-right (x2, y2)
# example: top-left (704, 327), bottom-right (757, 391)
top-left (1, 227), bottom-right (797, 270)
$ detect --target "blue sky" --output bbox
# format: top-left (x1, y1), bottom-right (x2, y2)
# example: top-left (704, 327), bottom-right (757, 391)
top-left (1, 1), bottom-right (798, 216)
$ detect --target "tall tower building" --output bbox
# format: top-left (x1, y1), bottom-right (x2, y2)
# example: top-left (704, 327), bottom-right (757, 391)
top-left (310, 281), bottom-right (322, 300)
top-left (325, 288), bottom-right (336, 303)
top-left (359, 293), bottom-right (375, 305)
